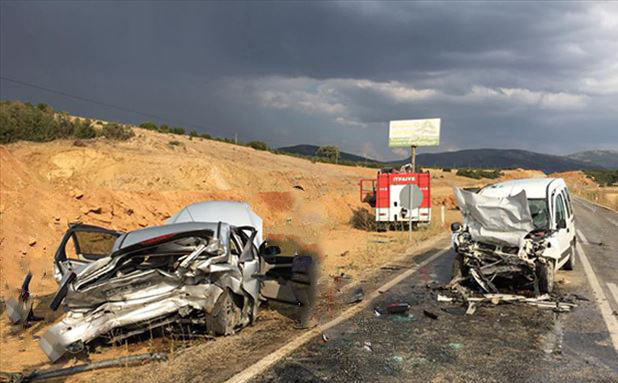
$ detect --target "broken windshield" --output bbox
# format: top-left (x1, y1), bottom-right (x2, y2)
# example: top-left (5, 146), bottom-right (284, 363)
top-left (528, 199), bottom-right (549, 230)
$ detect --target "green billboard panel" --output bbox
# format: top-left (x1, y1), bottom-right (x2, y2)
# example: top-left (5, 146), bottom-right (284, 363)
top-left (389, 118), bottom-right (441, 147)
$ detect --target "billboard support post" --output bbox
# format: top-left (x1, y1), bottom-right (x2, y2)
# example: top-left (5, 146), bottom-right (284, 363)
top-left (409, 145), bottom-right (416, 240)
top-left (388, 118), bottom-right (441, 241)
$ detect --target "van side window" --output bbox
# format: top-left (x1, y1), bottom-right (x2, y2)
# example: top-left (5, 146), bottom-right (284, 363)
top-left (562, 190), bottom-right (571, 217)
top-left (555, 194), bottom-right (566, 227)
top-left (565, 189), bottom-right (573, 215)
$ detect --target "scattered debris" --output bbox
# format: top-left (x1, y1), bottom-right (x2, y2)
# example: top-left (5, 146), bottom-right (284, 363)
top-left (392, 355), bottom-right (404, 363)
top-left (465, 302), bottom-right (477, 315)
top-left (363, 341), bottom-right (373, 352)
top-left (423, 309), bottom-right (439, 320)
top-left (380, 265), bottom-right (403, 271)
top-left (0, 352), bottom-right (167, 382)
top-left (448, 343), bottom-right (463, 351)
top-left (386, 303), bottom-right (410, 314)
top-left (339, 250), bottom-right (349, 257)
top-left (28, 238), bottom-right (36, 247)
top-left (571, 293), bottom-right (589, 302)
top-left (435, 285), bottom-right (578, 315)
top-left (5, 272), bottom-right (43, 328)
top-left (321, 333), bottom-right (329, 342)
top-left (73, 190), bottom-right (84, 199)
top-left (293, 185), bottom-right (305, 191)
top-left (348, 287), bottom-right (364, 304)
top-left (437, 294), bottom-right (453, 302)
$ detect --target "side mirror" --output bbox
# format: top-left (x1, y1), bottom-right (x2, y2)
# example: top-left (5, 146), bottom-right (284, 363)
top-left (557, 219), bottom-right (567, 230)
top-left (450, 222), bottom-right (462, 232)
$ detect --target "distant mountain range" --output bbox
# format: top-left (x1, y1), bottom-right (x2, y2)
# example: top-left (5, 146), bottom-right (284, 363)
top-left (277, 145), bottom-right (618, 173)
top-left (277, 145), bottom-right (380, 163)
top-left (567, 150), bottom-right (618, 169)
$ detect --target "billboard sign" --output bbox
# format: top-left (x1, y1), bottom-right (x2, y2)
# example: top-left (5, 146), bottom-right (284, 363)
top-left (389, 118), bottom-right (441, 147)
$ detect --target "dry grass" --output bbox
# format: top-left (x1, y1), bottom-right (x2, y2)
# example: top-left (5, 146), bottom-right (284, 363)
top-left (571, 186), bottom-right (618, 211)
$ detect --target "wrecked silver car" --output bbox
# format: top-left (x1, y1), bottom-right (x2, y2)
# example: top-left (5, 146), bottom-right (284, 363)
top-left (8, 201), bottom-right (315, 362)
top-left (450, 178), bottom-right (576, 295)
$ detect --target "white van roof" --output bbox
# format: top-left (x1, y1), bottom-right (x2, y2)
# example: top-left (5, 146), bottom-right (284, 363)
top-left (479, 177), bottom-right (565, 199)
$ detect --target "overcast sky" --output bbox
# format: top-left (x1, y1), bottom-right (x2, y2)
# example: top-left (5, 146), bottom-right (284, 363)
top-left (1, 1), bottom-right (617, 160)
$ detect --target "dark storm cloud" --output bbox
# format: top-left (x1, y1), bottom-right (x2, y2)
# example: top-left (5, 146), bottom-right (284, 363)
top-left (1, 1), bottom-right (617, 159)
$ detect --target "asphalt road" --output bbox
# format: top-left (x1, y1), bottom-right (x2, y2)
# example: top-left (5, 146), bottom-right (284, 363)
top-left (250, 199), bottom-right (618, 383)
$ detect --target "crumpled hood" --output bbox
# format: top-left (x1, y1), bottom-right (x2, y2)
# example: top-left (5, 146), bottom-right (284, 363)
top-left (453, 187), bottom-right (535, 246)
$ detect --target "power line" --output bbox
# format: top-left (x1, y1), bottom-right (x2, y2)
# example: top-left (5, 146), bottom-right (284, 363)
top-left (0, 76), bottom-right (210, 131)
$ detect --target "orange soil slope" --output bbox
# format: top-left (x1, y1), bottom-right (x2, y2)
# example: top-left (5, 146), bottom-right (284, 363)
top-left (0, 131), bottom-right (379, 297)
top-left (0, 132), bottom-right (550, 299)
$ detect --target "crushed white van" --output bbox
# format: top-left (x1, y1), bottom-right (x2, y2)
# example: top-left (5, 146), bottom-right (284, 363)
top-left (451, 178), bottom-right (576, 294)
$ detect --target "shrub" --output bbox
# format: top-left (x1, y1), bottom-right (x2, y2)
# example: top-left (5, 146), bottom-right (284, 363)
top-left (349, 208), bottom-right (378, 231)
top-left (316, 145), bottom-right (339, 162)
top-left (168, 140), bottom-right (182, 146)
top-left (246, 140), bottom-right (269, 151)
top-left (159, 124), bottom-right (170, 133)
top-left (200, 133), bottom-right (212, 139)
top-left (584, 169), bottom-right (618, 186)
top-left (456, 168), bottom-right (502, 179)
top-left (139, 121), bottom-right (158, 131)
top-left (101, 123), bottom-right (135, 140)
top-left (442, 168), bottom-right (452, 172)
top-left (171, 127), bottom-right (185, 135)
top-left (75, 123), bottom-right (97, 139)
top-left (0, 101), bottom-right (75, 143)
top-left (36, 103), bottom-right (51, 112)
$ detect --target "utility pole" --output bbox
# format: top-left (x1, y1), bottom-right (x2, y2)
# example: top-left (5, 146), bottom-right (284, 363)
top-left (411, 145), bottom-right (416, 173)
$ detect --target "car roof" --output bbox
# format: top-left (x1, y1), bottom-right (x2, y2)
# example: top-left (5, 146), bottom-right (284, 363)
top-left (479, 177), bottom-right (565, 199)
top-left (166, 201), bottom-right (263, 246)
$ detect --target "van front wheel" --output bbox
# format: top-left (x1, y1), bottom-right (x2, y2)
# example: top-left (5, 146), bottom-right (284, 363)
top-left (564, 244), bottom-right (576, 270)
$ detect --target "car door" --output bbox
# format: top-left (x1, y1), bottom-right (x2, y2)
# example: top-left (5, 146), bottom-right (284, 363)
top-left (53, 224), bottom-right (122, 282)
top-left (235, 227), bottom-right (261, 304)
top-left (553, 192), bottom-right (571, 268)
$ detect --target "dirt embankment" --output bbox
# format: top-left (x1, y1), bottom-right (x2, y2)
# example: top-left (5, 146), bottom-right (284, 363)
top-left (0, 128), bottom-right (547, 374)
top-left (0, 130), bottom-right (521, 297)
top-left (552, 170), bottom-right (617, 211)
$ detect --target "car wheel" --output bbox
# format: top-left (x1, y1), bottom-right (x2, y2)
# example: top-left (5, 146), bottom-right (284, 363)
top-left (207, 289), bottom-right (242, 336)
top-left (563, 244), bottom-right (576, 270)
top-left (451, 253), bottom-right (465, 280)
top-left (537, 261), bottom-right (554, 294)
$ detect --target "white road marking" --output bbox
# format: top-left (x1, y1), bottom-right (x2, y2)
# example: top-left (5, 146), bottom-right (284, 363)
top-left (225, 246), bottom-right (452, 383)
top-left (607, 217), bottom-right (618, 229)
top-left (577, 229), bottom-right (590, 245)
top-left (577, 242), bottom-right (618, 356)
top-left (608, 283), bottom-right (618, 309)
top-left (576, 199), bottom-right (595, 211)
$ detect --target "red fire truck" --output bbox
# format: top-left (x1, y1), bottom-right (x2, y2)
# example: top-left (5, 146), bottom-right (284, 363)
top-left (360, 167), bottom-right (431, 228)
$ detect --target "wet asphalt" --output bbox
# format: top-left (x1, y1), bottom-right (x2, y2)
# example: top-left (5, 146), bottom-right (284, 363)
top-left (253, 200), bottom-right (618, 383)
